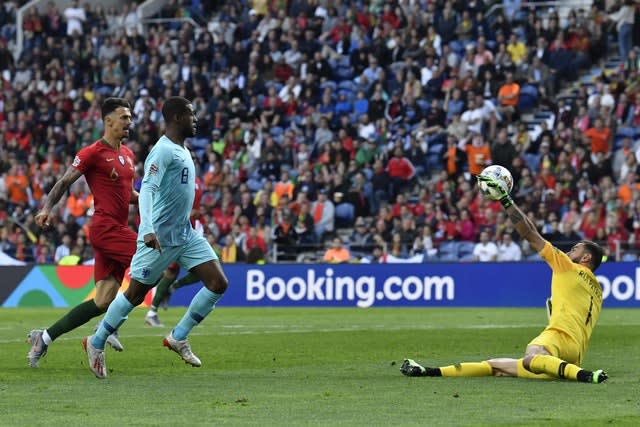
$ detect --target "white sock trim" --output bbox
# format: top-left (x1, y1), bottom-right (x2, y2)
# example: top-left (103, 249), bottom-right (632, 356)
top-left (42, 330), bottom-right (53, 345)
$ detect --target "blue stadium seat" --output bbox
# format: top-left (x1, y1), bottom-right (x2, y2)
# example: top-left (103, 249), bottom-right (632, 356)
top-left (416, 99), bottom-right (430, 112)
top-left (426, 154), bottom-right (442, 172)
top-left (340, 93), bottom-right (355, 106)
top-left (335, 66), bottom-right (353, 81)
top-left (617, 127), bottom-right (635, 138)
top-left (615, 127), bottom-right (636, 149)
top-left (438, 241), bottom-right (459, 259)
top-left (428, 143), bottom-right (445, 155)
top-left (457, 241), bottom-right (475, 258)
top-left (337, 55), bottom-right (351, 68)
top-left (270, 126), bottom-right (284, 139)
top-left (518, 85), bottom-right (538, 111)
top-left (439, 252), bottom-right (459, 261)
top-left (320, 80), bottom-right (337, 92)
top-left (335, 203), bottom-right (355, 223)
top-left (449, 40), bottom-right (465, 57)
top-left (338, 80), bottom-right (356, 92)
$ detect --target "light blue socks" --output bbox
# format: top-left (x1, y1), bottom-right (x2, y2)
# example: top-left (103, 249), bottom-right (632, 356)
top-left (92, 293), bottom-right (134, 349)
top-left (172, 287), bottom-right (223, 340)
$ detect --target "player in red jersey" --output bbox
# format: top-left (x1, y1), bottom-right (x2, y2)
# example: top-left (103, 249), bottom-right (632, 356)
top-left (144, 170), bottom-right (205, 327)
top-left (27, 98), bottom-right (138, 367)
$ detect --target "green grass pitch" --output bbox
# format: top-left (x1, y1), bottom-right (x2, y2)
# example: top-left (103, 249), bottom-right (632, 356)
top-left (1, 307), bottom-right (639, 426)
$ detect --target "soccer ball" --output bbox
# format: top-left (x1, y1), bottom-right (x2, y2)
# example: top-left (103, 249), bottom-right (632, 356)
top-left (478, 165), bottom-right (513, 200)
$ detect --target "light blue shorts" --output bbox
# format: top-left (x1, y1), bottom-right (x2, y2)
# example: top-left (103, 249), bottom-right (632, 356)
top-left (129, 233), bottom-right (218, 285)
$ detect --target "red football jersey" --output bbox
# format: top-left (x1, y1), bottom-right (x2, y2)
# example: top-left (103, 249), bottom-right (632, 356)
top-left (193, 176), bottom-right (203, 212)
top-left (189, 176), bottom-right (204, 228)
top-left (72, 140), bottom-right (136, 226)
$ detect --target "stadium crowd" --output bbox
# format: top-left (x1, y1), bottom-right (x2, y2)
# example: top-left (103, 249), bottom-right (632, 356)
top-left (0, 0), bottom-right (639, 265)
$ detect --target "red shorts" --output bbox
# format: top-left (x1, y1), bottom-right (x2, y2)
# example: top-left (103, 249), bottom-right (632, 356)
top-left (90, 222), bottom-right (137, 284)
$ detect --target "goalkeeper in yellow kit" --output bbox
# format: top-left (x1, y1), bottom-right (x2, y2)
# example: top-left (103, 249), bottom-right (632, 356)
top-left (401, 173), bottom-right (608, 383)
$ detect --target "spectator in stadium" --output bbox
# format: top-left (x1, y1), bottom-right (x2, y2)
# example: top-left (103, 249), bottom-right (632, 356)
top-left (507, 33), bottom-right (528, 70)
top-left (349, 217), bottom-right (372, 253)
top-left (497, 232), bottom-right (522, 261)
top-left (323, 236), bottom-right (350, 264)
top-left (583, 117), bottom-right (612, 159)
top-left (497, 72), bottom-right (520, 126)
top-left (4, 164), bottom-right (29, 210)
top-left (63, 0), bottom-right (86, 37)
top-left (311, 189), bottom-right (334, 241)
top-left (272, 215), bottom-right (297, 257)
top-left (472, 230), bottom-right (498, 262)
top-left (464, 134), bottom-right (492, 177)
top-left (526, 55), bottom-right (554, 96)
top-left (387, 146), bottom-right (416, 199)
top-left (607, 0), bottom-right (635, 62)
top-left (491, 128), bottom-right (518, 169)
top-left (402, 174), bottom-right (608, 384)
top-left (293, 201), bottom-right (315, 244)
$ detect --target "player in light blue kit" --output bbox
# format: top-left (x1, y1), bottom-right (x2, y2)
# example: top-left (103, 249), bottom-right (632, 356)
top-left (83, 97), bottom-right (229, 379)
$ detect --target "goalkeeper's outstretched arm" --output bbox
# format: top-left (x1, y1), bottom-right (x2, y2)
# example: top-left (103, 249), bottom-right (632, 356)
top-left (504, 203), bottom-right (545, 253)
top-left (477, 174), bottom-right (545, 253)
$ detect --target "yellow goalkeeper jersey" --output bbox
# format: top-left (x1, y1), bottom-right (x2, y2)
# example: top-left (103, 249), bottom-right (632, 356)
top-left (539, 241), bottom-right (603, 358)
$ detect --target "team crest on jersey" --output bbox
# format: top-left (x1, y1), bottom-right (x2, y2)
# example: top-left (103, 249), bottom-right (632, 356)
top-left (118, 155), bottom-right (125, 166)
top-left (72, 156), bottom-right (81, 167)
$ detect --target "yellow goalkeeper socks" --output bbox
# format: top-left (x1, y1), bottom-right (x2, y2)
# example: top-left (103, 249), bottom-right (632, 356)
top-left (516, 358), bottom-right (553, 380)
top-left (439, 361), bottom-right (493, 377)
top-left (528, 355), bottom-right (581, 381)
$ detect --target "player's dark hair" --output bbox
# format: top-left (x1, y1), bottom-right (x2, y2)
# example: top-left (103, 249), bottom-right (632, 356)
top-left (580, 240), bottom-right (604, 272)
top-left (101, 97), bottom-right (131, 119)
top-left (162, 96), bottom-right (191, 123)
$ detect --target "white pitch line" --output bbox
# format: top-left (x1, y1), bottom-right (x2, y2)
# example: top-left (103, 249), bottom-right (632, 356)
top-left (0, 324), bottom-right (543, 344)
top-left (4, 322), bottom-right (638, 344)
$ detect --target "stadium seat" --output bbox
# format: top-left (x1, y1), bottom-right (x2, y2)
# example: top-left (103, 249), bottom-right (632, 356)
top-left (337, 55), bottom-right (351, 68)
top-left (439, 252), bottom-right (459, 261)
top-left (416, 99), bottom-right (430, 112)
top-left (426, 154), bottom-right (442, 172)
top-left (335, 203), bottom-right (355, 226)
top-left (449, 40), bottom-right (465, 58)
top-left (527, 253), bottom-right (543, 261)
top-left (338, 81), bottom-right (356, 92)
top-left (457, 241), bottom-right (475, 258)
top-left (320, 80), bottom-right (337, 92)
top-left (517, 85), bottom-right (538, 111)
top-left (616, 127), bottom-right (635, 138)
top-left (459, 253), bottom-right (475, 262)
top-left (428, 143), bottom-right (445, 155)
top-left (335, 66), bottom-right (353, 81)
top-left (270, 126), bottom-right (284, 140)
top-left (438, 241), bottom-right (459, 259)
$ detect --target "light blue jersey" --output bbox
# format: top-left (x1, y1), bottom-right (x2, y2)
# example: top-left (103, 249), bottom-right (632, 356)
top-left (138, 135), bottom-right (195, 246)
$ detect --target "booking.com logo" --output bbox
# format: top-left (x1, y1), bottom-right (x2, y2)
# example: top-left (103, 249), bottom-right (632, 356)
top-left (598, 268), bottom-right (640, 301)
top-left (245, 268), bottom-right (455, 308)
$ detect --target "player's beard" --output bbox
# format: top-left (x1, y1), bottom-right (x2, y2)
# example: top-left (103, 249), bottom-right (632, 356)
top-left (186, 122), bottom-right (196, 137)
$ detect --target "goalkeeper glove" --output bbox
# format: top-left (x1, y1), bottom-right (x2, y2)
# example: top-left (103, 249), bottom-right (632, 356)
top-left (477, 174), bottom-right (513, 209)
